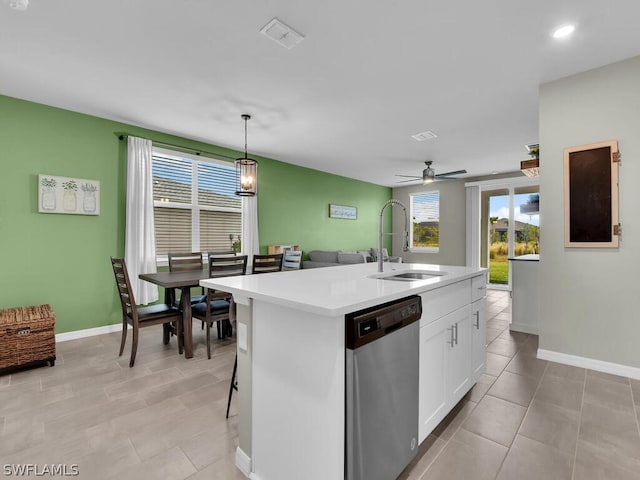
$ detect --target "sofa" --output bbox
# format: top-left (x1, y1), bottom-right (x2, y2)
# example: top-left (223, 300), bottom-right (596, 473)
top-left (302, 249), bottom-right (402, 269)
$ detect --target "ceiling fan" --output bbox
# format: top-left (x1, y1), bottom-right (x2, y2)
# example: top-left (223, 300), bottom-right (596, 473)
top-left (395, 161), bottom-right (467, 184)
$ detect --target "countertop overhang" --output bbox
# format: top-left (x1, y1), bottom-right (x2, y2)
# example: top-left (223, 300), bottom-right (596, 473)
top-left (508, 254), bottom-right (540, 262)
top-left (201, 263), bottom-right (486, 317)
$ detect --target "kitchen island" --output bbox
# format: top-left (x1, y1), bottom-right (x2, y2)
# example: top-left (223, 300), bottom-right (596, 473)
top-left (201, 262), bottom-right (487, 480)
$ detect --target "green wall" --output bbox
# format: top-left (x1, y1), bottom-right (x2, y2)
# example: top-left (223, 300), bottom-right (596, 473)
top-left (0, 95), bottom-right (390, 333)
top-left (259, 158), bottom-right (391, 253)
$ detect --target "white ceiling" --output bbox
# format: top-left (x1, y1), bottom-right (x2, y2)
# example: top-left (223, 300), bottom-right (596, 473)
top-left (2, 0), bottom-right (640, 187)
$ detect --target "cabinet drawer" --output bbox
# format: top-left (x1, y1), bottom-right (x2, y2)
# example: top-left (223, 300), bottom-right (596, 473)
top-left (471, 275), bottom-right (487, 302)
top-left (420, 280), bottom-right (470, 326)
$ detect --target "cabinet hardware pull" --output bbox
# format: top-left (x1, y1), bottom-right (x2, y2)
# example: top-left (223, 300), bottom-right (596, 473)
top-left (477, 285), bottom-right (486, 290)
top-left (447, 327), bottom-right (455, 347)
top-left (453, 323), bottom-right (458, 345)
top-left (474, 311), bottom-right (480, 329)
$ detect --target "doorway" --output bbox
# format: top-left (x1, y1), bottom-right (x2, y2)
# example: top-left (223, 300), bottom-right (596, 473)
top-left (479, 183), bottom-right (540, 289)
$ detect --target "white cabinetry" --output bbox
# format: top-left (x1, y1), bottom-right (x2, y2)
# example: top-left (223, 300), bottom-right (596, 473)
top-left (471, 275), bottom-right (487, 382)
top-left (471, 297), bottom-right (487, 381)
top-left (418, 275), bottom-right (486, 443)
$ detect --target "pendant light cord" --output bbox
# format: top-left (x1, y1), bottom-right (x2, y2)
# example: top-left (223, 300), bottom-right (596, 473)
top-left (242, 113), bottom-right (251, 159)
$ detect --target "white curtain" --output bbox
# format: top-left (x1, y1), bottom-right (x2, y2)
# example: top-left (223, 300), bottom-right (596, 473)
top-left (465, 185), bottom-right (481, 268)
top-left (125, 136), bottom-right (159, 305)
top-left (242, 195), bottom-right (259, 268)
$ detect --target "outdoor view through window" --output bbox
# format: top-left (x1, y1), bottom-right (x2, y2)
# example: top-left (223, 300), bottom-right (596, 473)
top-left (410, 191), bottom-right (439, 250)
top-left (489, 189), bottom-right (539, 285)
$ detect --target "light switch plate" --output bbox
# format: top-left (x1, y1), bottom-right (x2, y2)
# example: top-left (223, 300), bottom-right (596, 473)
top-left (238, 323), bottom-right (248, 352)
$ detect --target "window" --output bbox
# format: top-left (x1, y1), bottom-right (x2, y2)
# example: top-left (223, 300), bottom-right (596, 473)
top-left (410, 191), bottom-right (439, 252)
top-left (152, 148), bottom-right (241, 259)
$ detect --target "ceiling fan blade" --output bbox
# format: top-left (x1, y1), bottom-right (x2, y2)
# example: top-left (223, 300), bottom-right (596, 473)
top-left (396, 178), bottom-right (421, 183)
top-left (435, 169), bottom-right (467, 177)
top-left (395, 174), bottom-right (422, 178)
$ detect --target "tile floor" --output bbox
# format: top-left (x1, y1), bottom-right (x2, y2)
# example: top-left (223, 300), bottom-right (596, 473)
top-left (399, 289), bottom-right (640, 480)
top-left (1, 290), bottom-right (639, 479)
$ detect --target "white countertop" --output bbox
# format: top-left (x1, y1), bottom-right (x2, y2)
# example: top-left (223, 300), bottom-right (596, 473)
top-left (201, 263), bottom-right (486, 317)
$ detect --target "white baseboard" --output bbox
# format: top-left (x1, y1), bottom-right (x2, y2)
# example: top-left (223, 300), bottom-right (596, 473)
top-left (55, 323), bottom-right (125, 342)
top-left (509, 323), bottom-right (538, 335)
top-left (235, 447), bottom-right (252, 478)
top-left (538, 348), bottom-right (640, 380)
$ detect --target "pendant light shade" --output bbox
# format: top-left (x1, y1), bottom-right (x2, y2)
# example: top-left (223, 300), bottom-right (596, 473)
top-left (235, 114), bottom-right (258, 196)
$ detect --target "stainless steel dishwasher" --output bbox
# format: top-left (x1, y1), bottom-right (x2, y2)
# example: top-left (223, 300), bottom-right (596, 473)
top-left (345, 295), bottom-right (422, 480)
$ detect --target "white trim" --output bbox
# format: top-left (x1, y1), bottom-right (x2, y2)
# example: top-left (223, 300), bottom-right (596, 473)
top-left (235, 447), bottom-right (252, 478)
top-left (55, 323), bottom-right (124, 342)
top-left (409, 247), bottom-right (439, 254)
top-left (509, 323), bottom-right (538, 335)
top-left (465, 176), bottom-right (539, 189)
top-left (465, 185), bottom-right (480, 267)
top-left (537, 349), bottom-right (640, 380)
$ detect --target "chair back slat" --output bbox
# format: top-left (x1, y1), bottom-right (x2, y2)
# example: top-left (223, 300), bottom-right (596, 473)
top-left (209, 255), bottom-right (248, 278)
top-left (282, 250), bottom-right (303, 270)
top-left (110, 257), bottom-right (136, 312)
top-left (252, 254), bottom-right (284, 274)
top-left (168, 252), bottom-right (204, 272)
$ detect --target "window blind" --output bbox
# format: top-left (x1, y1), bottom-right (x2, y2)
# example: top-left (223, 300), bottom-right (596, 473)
top-left (152, 151), bottom-right (242, 257)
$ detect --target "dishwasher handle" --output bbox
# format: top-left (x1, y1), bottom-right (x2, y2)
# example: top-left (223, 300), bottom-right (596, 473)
top-left (384, 321), bottom-right (403, 335)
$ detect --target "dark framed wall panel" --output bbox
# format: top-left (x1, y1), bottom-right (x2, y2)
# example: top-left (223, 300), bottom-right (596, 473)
top-left (563, 140), bottom-right (619, 248)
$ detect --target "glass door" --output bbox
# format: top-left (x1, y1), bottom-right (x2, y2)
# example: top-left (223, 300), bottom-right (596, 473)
top-left (481, 186), bottom-right (540, 289)
top-left (487, 190), bottom-right (510, 286)
top-left (514, 186), bottom-right (540, 258)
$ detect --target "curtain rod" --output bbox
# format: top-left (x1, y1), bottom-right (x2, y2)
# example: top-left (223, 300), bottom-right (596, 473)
top-left (116, 133), bottom-right (237, 162)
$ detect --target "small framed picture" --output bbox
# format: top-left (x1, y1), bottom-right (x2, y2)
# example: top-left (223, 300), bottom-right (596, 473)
top-left (39, 174), bottom-right (100, 215)
top-left (329, 204), bottom-right (357, 220)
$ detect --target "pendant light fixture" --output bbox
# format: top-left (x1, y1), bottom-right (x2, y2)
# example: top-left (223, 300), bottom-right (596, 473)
top-left (235, 114), bottom-right (258, 196)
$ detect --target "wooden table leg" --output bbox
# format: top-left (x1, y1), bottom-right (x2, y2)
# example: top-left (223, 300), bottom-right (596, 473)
top-left (181, 286), bottom-right (193, 359)
top-left (163, 287), bottom-right (176, 347)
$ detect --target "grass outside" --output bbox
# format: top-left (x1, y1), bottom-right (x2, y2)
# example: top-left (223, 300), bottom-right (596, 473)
top-left (489, 255), bottom-right (509, 284)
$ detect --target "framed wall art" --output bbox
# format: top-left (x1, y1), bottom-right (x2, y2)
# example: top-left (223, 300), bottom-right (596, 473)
top-left (563, 140), bottom-right (619, 248)
top-left (329, 204), bottom-right (357, 220)
top-left (39, 174), bottom-right (100, 215)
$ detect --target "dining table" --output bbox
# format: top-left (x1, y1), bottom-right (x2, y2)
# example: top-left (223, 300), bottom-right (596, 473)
top-left (139, 268), bottom-right (212, 359)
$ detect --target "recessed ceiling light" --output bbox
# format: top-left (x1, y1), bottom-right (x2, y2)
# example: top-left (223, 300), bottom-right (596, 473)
top-left (552, 24), bottom-right (575, 39)
top-left (260, 18), bottom-right (305, 50)
top-left (411, 130), bottom-right (438, 142)
top-left (7, 0), bottom-right (28, 10)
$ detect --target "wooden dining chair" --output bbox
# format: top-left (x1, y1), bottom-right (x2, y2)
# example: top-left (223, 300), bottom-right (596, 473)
top-left (251, 253), bottom-right (284, 274)
top-left (191, 255), bottom-right (248, 359)
top-left (167, 252), bottom-right (206, 307)
top-left (110, 257), bottom-right (183, 367)
top-left (282, 250), bottom-right (303, 270)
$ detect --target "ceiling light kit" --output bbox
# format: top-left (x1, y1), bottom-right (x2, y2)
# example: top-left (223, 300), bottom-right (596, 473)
top-left (395, 161), bottom-right (467, 184)
top-left (7, 0), bottom-right (28, 10)
top-left (260, 17), bottom-right (305, 49)
top-left (235, 114), bottom-right (258, 197)
top-left (553, 24), bottom-right (576, 39)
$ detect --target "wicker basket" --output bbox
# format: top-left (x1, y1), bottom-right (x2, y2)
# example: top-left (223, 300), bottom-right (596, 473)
top-left (0, 304), bottom-right (56, 371)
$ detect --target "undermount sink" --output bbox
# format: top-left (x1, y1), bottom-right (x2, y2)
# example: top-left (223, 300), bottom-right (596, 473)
top-left (369, 270), bottom-right (447, 281)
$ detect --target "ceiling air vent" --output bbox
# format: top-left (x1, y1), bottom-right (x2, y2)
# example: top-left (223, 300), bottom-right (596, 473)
top-left (411, 130), bottom-right (438, 142)
top-left (260, 18), bottom-right (305, 50)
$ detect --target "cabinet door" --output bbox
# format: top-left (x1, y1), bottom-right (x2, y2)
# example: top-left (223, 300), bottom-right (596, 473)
top-left (418, 316), bottom-right (448, 443)
top-left (471, 297), bottom-right (487, 382)
top-left (448, 305), bottom-right (472, 406)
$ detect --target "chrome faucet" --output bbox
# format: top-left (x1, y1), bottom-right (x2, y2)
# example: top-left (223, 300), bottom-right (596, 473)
top-left (378, 199), bottom-right (410, 273)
